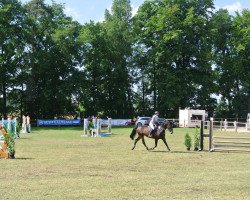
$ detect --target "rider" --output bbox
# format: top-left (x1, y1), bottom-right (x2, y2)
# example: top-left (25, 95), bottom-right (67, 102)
top-left (149, 111), bottom-right (159, 137)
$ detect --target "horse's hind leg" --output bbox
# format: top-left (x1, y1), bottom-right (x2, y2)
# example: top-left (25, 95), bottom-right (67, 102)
top-left (142, 137), bottom-right (149, 151)
top-left (150, 139), bottom-right (158, 150)
top-left (162, 137), bottom-right (171, 151)
top-left (132, 136), bottom-right (141, 150)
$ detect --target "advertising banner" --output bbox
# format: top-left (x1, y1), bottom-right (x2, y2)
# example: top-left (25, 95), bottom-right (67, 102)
top-left (37, 119), bottom-right (81, 126)
top-left (102, 119), bottom-right (131, 126)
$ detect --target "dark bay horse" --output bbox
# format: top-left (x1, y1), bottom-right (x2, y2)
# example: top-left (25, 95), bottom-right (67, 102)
top-left (130, 121), bottom-right (173, 151)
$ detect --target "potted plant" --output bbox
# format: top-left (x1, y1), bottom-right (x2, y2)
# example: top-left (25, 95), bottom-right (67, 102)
top-left (184, 133), bottom-right (192, 151)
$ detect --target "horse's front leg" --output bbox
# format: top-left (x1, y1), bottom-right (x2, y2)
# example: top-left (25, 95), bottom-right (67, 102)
top-left (150, 139), bottom-right (158, 150)
top-left (131, 136), bottom-right (141, 150)
top-left (142, 136), bottom-right (149, 151)
top-left (162, 137), bottom-right (171, 151)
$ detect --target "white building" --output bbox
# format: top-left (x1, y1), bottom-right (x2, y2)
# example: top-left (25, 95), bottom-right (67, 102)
top-left (247, 113), bottom-right (250, 131)
top-left (179, 109), bottom-right (206, 127)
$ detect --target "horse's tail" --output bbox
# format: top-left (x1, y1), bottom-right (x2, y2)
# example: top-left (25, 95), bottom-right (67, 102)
top-left (130, 127), bottom-right (137, 140)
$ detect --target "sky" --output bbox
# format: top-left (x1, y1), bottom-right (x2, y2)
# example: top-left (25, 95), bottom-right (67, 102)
top-left (20, 0), bottom-right (250, 24)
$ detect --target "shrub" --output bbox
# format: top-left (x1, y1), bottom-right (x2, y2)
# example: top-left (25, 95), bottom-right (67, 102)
top-left (184, 133), bottom-right (192, 150)
top-left (193, 126), bottom-right (200, 151)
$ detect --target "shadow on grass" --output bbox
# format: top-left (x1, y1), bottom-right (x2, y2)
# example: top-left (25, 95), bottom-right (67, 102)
top-left (32, 126), bottom-right (83, 132)
top-left (149, 150), bottom-right (171, 153)
top-left (16, 137), bottom-right (31, 140)
top-left (14, 157), bottom-right (34, 160)
top-left (170, 150), bottom-right (201, 154)
top-left (149, 150), bottom-right (201, 154)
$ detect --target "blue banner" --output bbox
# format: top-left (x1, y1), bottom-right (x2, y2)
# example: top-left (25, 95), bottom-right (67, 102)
top-left (37, 119), bottom-right (81, 126)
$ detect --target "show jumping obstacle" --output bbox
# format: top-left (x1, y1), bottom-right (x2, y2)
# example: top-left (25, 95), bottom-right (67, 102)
top-left (21, 115), bottom-right (31, 133)
top-left (200, 120), bottom-right (250, 152)
top-left (82, 118), bottom-right (112, 137)
top-left (1, 116), bottom-right (18, 139)
top-left (0, 126), bottom-right (9, 159)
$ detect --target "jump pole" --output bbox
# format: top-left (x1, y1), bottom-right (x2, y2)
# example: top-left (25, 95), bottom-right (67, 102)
top-left (209, 119), bottom-right (213, 151)
top-left (108, 118), bottom-right (112, 134)
top-left (0, 117), bottom-right (4, 141)
top-left (97, 118), bottom-right (101, 136)
top-left (21, 115), bottom-right (27, 133)
top-left (92, 118), bottom-right (98, 137)
top-left (96, 118), bottom-right (111, 136)
top-left (200, 120), bottom-right (213, 152)
top-left (200, 121), bottom-right (204, 151)
top-left (82, 118), bottom-right (89, 137)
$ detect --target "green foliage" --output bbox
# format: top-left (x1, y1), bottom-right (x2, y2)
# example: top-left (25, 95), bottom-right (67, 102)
top-left (133, 0), bottom-right (217, 117)
top-left (77, 0), bottom-right (134, 118)
top-left (0, 0), bottom-right (249, 119)
top-left (184, 133), bottom-right (192, 150)
top-left (0, 0), bottom-right (26, 116)
top-left (89, 121), bottom-right (94, 129)
top-left (7, 136), bottom-right (15, 157)
top-left (3, 130), bottom-right (15, 157)
top-left (194, 126), bottom-right (200, 151)
top-left (21, 0), bottom-right (82, 118)
top-left (16, 122), bottom-right (21, 137)
top-left (211, 9), bottom-right (250, 118)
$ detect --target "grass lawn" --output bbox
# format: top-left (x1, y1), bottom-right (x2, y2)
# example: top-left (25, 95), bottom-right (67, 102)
top-left (0, 126), bottom-right (249, 200)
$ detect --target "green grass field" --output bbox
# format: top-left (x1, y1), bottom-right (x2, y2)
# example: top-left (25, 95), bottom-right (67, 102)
top-left (1, 127), bottom-right (250, 200)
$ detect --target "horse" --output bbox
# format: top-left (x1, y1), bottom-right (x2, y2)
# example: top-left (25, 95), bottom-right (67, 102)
top-left (130, 121), bottom-right (173, 151)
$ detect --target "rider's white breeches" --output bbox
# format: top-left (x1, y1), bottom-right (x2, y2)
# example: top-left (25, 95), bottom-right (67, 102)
top-left (149, 122), bottom-right (155, 130)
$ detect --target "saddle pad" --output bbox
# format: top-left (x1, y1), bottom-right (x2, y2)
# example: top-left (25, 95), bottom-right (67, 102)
top-left (148, 126), bottom-right (162, 136)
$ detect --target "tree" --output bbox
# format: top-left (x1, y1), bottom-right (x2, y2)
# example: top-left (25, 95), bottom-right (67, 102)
top-left (102, 0), bottom-right (134, 118)
top-left (23, 0), bottom-right (83, 118)
top-left (212, 9), bottom-right (250, 118)
top-left (0, 0), bottom-right (25, 116)
top-left (79, 0), bottom-right (134, 118)
top-left (233, 9), bottom-right (250, 117)
top-left (133, 0), bottom-right (216, 117)
top-left (77, 21), bottom-right (108, 116)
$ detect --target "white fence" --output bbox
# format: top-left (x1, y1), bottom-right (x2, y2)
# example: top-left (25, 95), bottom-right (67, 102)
top-left (171, 118), bottom-right (249, 133)
top-left (213, 120), bottom-right (249, 133)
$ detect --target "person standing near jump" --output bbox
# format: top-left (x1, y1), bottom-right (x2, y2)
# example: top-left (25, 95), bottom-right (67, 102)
top-left (149, 111), bottom-right (159, 137)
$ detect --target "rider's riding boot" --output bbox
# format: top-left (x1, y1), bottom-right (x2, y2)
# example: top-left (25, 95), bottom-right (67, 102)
top-left (154, 128), bottom-right (157, 136)
top-left (154, 127), bottom-right (158, 135)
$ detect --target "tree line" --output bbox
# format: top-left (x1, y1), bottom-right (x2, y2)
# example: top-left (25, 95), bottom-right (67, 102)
top-left (0, 0), bottom-right (249, 120)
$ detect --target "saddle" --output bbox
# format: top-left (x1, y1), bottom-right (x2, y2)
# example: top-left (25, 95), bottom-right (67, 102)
top-left (148, 126), bottom-right (161, 137)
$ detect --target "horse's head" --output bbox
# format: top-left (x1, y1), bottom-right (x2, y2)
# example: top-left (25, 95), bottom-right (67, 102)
top-left (162, 121), bottom-right (173, 134)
